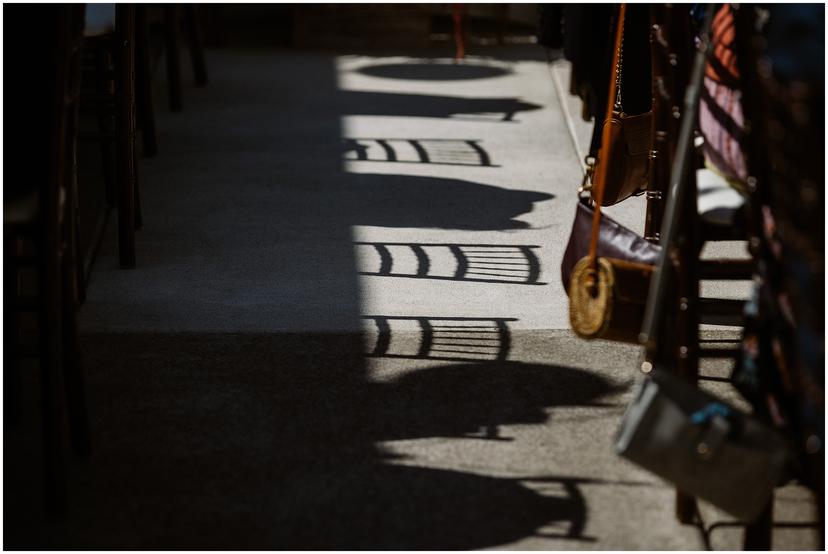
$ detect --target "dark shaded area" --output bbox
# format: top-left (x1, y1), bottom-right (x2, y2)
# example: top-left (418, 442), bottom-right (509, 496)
top-left (357, 62), bottom-right (511, 81)
top-left (270, 466), bottom-right (598, 550)
top-left (341, 90), bottom-right (542, 121)
top-left (357, 242), bottom-right (544, 285)
top-left (347, 174), bottom-right (552, 230)
top-left (4, 34), bottom-right (561, 550)
top-left (5, 333), bottom-right (617, 549)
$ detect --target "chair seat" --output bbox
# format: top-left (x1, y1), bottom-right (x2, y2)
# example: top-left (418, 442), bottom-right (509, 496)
top-left (84, 4), bottom-right (115, 37)
top-left (697, 168), bottom-right (746, 228)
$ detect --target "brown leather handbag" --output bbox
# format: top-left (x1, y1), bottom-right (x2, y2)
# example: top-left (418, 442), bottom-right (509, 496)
top-left (561, 194), bottom-right (660, 294)
top-left (591, 4), bottom-right (652, 206)
top-left (568, 3), bottom-right (656, 343)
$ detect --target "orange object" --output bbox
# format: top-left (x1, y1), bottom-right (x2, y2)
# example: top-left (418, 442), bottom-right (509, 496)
top-left (453, 4), bottom-right (465, 61)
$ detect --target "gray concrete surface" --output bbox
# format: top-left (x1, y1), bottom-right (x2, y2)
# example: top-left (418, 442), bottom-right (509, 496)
top-left (81, 49), bottom-right (649, 333)
top-left (64, 46), bottom-right (819, 550)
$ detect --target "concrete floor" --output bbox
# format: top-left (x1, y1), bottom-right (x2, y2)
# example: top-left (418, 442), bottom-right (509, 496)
top-left (36, 45), bottom-right (818, 549)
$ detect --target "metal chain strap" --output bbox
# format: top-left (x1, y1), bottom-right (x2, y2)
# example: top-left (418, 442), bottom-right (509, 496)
top-left (615, 10), bottom-right (624, 113)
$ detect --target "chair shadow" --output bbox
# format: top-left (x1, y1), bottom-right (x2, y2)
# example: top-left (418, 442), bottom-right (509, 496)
top-left (5, 44), bottom-right (602, 551)
top-left (268, 462), bottom-right (590, 550)
top-left (344, 137), bottom-right (498, 167)
top-left (356, 61), bottom-right (512, 81)
top-left (364, 315), bottom-right (516, 362)
top-left (366, 360), bottom-right (622, 441)
top-left (347, 174), bottom-right (553, 230)
top-left (10, 333), bottom-right (619, 549)
top-left (341, 90), bottom-right (542, 122)
top-left (357, 243), bottom-right (544, 285)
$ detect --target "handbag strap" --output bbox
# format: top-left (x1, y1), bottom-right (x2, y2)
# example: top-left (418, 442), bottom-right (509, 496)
top-left (588, 3), bottom-right (627, 267)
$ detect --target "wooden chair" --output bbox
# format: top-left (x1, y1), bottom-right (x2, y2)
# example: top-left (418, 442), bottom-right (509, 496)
top-left (80, 4), bottom-right (140, 269)
top-left (643, 5), bottom-right (765, 548)
top-left (732, 5), bottom-right (825, 548)
top-left (4, 4), bottom-right (91, 516)
top-left (163, 4), bottom-right (209, 112)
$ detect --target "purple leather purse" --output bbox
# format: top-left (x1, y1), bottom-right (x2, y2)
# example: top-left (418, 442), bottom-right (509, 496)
top-left (561, 196), bottom-right (661, 293)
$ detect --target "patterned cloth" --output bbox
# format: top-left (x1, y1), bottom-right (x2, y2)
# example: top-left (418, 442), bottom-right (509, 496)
top-left (699, 4), bottom-right (748, 189)
top-left (734, 3), bottom-right (824, 508)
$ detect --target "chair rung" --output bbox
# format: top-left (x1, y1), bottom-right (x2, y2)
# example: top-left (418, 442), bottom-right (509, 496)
top-left (14, 296), bottom-right (40, 310)
top-left (699, 347), bottom-right (741, 358)
top-left (80, 93), bottom-right (116, 104)
top-left (699, 298), bottom-right (745, 326)
top-left (9, 344), bottom-right (40, 358)
top-left (701, 223), bottom-right (747, 242)
top-left (8, 254), bottom-right (39, 265)
top-left (79, 132), bottom-right (116, 142)
top-left (700, 298), bottom-right (745, 315)
top-left (699, 259), bottom-right (753, 280)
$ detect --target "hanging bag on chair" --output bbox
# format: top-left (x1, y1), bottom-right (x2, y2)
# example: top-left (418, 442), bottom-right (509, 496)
top-left (615, 368), bottom-right (792, 521)
top-left (560, 188), bottom-right (661, 295)
top-left (591, 4), bottom-right (652, 206)
top-left (567, 4), bottom-right (655, 343)
top-left (615, 7), bottom-right (792, 523)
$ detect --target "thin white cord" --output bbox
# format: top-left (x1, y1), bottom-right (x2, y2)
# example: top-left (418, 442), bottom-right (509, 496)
top-left (546, 51), bottom-right (587, 176)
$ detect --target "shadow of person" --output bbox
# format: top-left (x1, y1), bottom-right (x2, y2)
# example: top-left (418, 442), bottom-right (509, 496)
top-left (346, 173), bottom-right (553, 230)
top-left (341, 90), bottom-right (542, 121)
top-left (356, 62), bottom-right (512, 81)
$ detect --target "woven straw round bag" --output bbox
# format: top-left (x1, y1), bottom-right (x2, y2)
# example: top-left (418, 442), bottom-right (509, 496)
top-left (569, 257), bottom-right (615, 338)
top-left (569, 255), bottom-right (653, 342)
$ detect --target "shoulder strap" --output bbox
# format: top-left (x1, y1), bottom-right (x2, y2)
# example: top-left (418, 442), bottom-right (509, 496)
top-left (588, 3), bottom-right (626, 264)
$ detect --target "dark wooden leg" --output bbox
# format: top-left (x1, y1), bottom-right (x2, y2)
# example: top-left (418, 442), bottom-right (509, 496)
top-left (4, 238), bottom-right (21, 427)
top-left (135, 5), bottom-right (157, 157)
top-left (165, 5), bottom-right (182, 111)
top-left (116, 6), bottom-right (137, 268)
top-left (184, 5), bottom-right (208, 86)
top-left (61, 253), bottom-right (91, 459)
top-left (62, 112), bottom-right (91, 457)
top-left (676, 137), bottom-right (701, 526)
top-left (39, 237), bottom-right (66, 518)
top-left (676, 491), bottom-right (697, 524)
top-left (134, 156), bottom-right (143, 230)
top-left (66, 83), bottom-right (86, 304)
top-left (744, 497), bottom-right (773, 550)
top-left (94, 45), bottom-right (116, 207)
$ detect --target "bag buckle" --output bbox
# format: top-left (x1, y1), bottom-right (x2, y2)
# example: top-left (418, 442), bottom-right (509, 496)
top-left (691, 403), bottom-right (733, 461)
top-left (578, 156), bottom-right (596, 197)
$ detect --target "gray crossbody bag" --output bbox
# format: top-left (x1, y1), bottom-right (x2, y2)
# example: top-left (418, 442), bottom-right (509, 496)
top-left (615, 370), bottom-right (792, 521)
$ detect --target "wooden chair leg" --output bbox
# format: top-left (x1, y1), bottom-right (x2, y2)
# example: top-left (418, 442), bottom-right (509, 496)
top-left (744, 497), bottom-right (773, 550)
top-left (184, 4), bottom-right (208, 86)
top-left (61, 258), bottom-right (91, 459)
top-left (676, 491), bottom-right (697, 524)
top-left (165, 5), bottom-right (182, 111)
top-left (39, 240), bottom-right (66, 518)
top-left (94, 46), bottom-right (116, 207)
top-left (63, 113), bottom-right (91, 457)
top-left (115, 5), bottom-right (137, 268)
top-left (4, 239), bottom-right (21, 427)
top-left (135, 5), bottom-right (157, 157)
top-left (134, 157), bottom-right (143, 230)
top-left (66, 87), bottom-right (87, 304)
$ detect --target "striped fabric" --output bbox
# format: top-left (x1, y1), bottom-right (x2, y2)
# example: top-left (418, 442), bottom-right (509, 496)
top-left (699, 4), bottom-right (748, 189)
